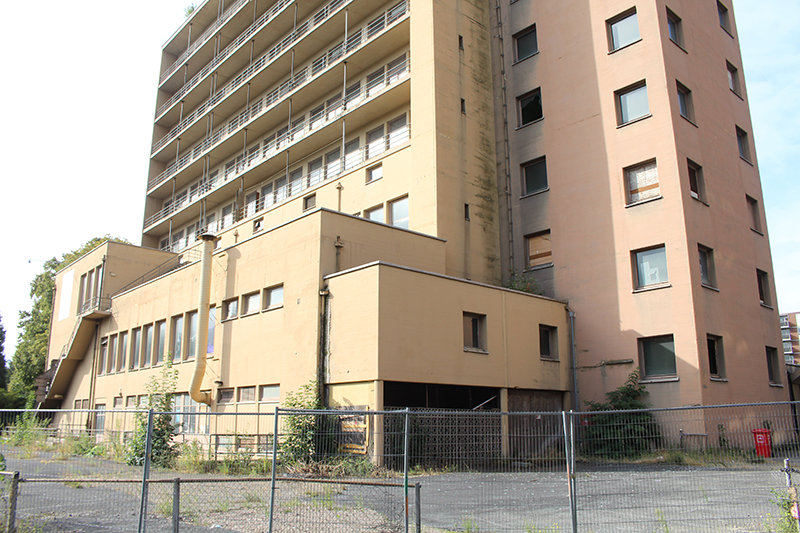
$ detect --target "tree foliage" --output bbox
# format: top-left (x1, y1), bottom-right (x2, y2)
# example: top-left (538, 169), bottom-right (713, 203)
top-left (9, 235), bottom-right (129, 406)
top-left (283, 381), bottom-right (337, 464)
top-left (126, 363), bottom-right (179, 468)
top-left (0, 313), bottom-right (6, 388)
top-left (184, 3), bottom-right (197, 17)
top-left (581, 369), bottom-right (662, 458)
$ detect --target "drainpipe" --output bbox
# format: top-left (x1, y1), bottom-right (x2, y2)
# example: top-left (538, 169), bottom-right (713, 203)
top-left (568, 308), bottom-right (579, 411)
top-left (189, 234), bottom-right (216, 406)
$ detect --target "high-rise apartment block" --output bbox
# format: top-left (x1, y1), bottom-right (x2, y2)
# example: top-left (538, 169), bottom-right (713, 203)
top-left (40, 0), bottom-right (784, 417)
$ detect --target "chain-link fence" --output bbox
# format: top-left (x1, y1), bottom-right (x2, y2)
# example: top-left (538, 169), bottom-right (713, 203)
top-left (2, 403), bottom-right (800, 532)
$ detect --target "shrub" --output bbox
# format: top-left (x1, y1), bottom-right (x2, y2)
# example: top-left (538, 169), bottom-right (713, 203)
top-left (282, 381), bottom-right (337, 464)
top-left (126, 363), bottom-right (179, 468)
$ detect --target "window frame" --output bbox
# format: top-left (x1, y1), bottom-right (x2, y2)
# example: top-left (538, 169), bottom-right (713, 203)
top-left (707, 335), bottom-right (725, 379)
top-left (624, 159), bottom-right (660, 205)
top-left (607, 9), bottom-right (641, 52)
top-left (463, 312), bottom-right (488, 353)
top-left (757, 269), bottom-right (771, 307)
top-left (242, 291), bottom-right (261, 316)
top-left (238, 386), bottom-right (256, 403)
top-left (717, 1), bottom-right (732, 35)
top-left (367, 164), bottom-right (383, 183)
top-left (303, 194), bottom-right (316, 211)
top-left (539, 324), bottom-right (558, 360)
top-left (616, 82), bottom-right (650, 126)
top-left (766, 346), bottom-right (781, 385)
top-left (518, 88), bottom-right (543, 127)
top-left (687, 159), bottom-right (705, 202)
top-left (666, 8), bottom-right (684, 49)
top-left (514, 25), bottom-right (538, 62)
top-left (639, 335), bottom-right (678, 380)
top-left (521, 157), bottom-right (548, 196)
top-left (633, 245), bottom-right (669, 290)
top-left (736, 126), bottom-right (751, 162)
top-left (366, 205), bottom-right (385, 223)
top-left (389, 196), bottom-right (409, 229)
top-left (676, 80), bottom-right (695, 123)
top-left (727, 61), bottom-right (741, 97)
top-left (222, 297), bottom-right (239, 321)
top-left (747, 195), bottom-right (763, 233)
top-left (259, 384), bottom-right (281, 403)
top-left (263, 285), bottom-right (284, 311)
top-left (526, 231), bottom-right (553, 269)
top-left (698, 244), bottom-right (717, 289)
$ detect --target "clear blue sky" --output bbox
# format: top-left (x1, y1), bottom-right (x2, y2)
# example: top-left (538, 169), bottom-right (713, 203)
top-left (0, 0), bottom-right (797, 355)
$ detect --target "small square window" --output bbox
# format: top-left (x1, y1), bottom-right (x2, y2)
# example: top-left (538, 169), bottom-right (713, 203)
top-left (264, 285), bottom-right (284, 310)
top-left (390, 196), bottom-right (409, 229)
top-left (242, 291), bottom-right (261, 315)
top-left (113, 397), bottom-right (124, 409)
top-left (463, 312), bottom-right (487, 352)
top-left (522, 157), bottom-right (547, 195)
top-left (625, 160), bottom-right (659, 204)
top-left (608, 10), bottom-right (640, 52)
top-left (677, 81), bottom-right (694, 122)
top-left (746, 195), bottom-right (762, 233)
top-left (617, 83), bottom-right (649, 125)
top-left (727, 62), bottom-right (741, 95)
top-left (526, 231), bottom-right (552, 269)
top-left (260, 384), bottom-right (280, 403)
top-left (515, 25), bottom-right (538, 61)
top-left (218, 388), bottom-right (235, 404)
top-left (539, 325), bottom-right (558, 359)
top-left (736, 126), bottom-right (751, 161)
top-left (223, 298), bottom-right (239, 320)
top-left (126, 396), bottom-right (137, 409)
top-left (717, 2), bottom-right (731, 33)
top-left (687, 159), bottom-right (704, 201)
top-left (367, 164), bottom-right (383, 183)
top-left (707, 335), bottom-right (725, 378)
top-left (253, 217), bottom-right (264, 233)
top-left (757, 269), bottom-right (771, 306)
top-left (366, 205), bottom-right (384, 223)
top-left (303, 194), bottom-right (316, 211)
top-left (698, 245), bottom-right (716, 288)
top-left (766, 346), bottom-right (780, 384)
top-left (518, 89), bottom-right (543, 126)
top-left (238, 386), bottom-right (256, 403)
top-left (633, 245), bottom-right (669, 289)
top-left (639, 335), bottom-right (677, 378)
top-left (667, 8), bottom-right (683, 47)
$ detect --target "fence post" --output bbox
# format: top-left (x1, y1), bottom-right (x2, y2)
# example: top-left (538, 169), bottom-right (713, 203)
top-left (562, 411), bottom-right (578, 533)
top-left (404, 408), bottom-right (410, 533)
top-left (6, 471), bottom-right (18, 533)
top-left (415, 482), bottom-right (421, 533)
top-left (138, 409), bottom-right (155, 533)
top-left (172, 478), bottom-right (180, 533)
top-left (268, 408), bottom-right (280, 533)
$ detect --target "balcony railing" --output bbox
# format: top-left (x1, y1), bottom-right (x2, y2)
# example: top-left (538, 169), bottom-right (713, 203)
top-left (148, 1), bottom-right (409, 191)
top-left (159, 0), bottom-right (250, 85)
top-left (155, 0), bottom-right (336, 120)
top-left (78, 296), bottom-right (111, 316)
top-left (152, 0), bottom-right (371, 154)
top-left (144, 60), bottom-right (411, 230)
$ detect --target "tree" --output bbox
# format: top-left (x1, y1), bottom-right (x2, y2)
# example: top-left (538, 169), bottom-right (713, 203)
top-left (9, 235), bottom-right (129, 407)
top-left (126, 363), bottom-right (179, 468)
top-left (0, 313), bottom-right (6, 388)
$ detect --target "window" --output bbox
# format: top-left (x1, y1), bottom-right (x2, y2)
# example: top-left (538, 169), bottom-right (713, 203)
top-left (461, 98), bottom-right (466, 114)
top-left (107, 335), bottom-right (117, 374)
top-left (308, 158), bottom-right (323, 186)
top-left (99, 338), bottom-right (108, 375)
top-left (207, 307), bottom-right (216, 355)
top-left (155, 321), bottom-right (166, 364)
top-left (303, 194), bottom-right (316, 211)
top-left (757, 269), bottom-right (771, 306)
top-left (264, 285), bottom-right (284, 310)
top-left (221, 204), bottom-right (234, 229)
top-left (539, 325), bottom-right (558, 359)
top-left (367, 126), bottom-right (385, 158)
top-left (254, 217), bottom-right (264, 232)
top-left (238, 386), bottom-right (256, 403)
top-left (526, 231), bottom-right (552, 268)
top-left (677, 81), bottom-right (694, 122)
top-left (260, 385), bottom-right (280, 403)
top-left (707, 335), bottom-right (725, 378)
top-left (634, 246), bottom-right (669, 288)
top-left (95, 404), bottom-right (106, 433)
top-left (172, 315), bottom-right (184, 361)
top-left (639, 335), bottom-right (677, 378)
top-left (243, 291), bottom-right (260, 315)
top-left (390, 196), bottom-right (409, 229)
top-left (522, 157), bottom-right (548, 195)
top-left (463, 312), bottom-right (487, 352)
top-left (667, 8), bottom-right (683, 47)
top-left (698, 245), bottom-right (716, 288)
top-left (223, 298), bottom-right (239, 320)
top-left (727, 61), bottom-right (741, 95)
top-left (747, 195), bottom-right (762, 233)
top-left (458, 35), bottom-right (464, 50)
top-left (143, 324), bottom-right (153, 368)
top-left (766, 347), bottom-right (780, 384)
top-left (515, 25), bottom-right (538, 61)
top-left (625, 160), bottom-right (659, 204)
top-left (736, 126), bottom-right (751, 161)
top-left (367, 164), bottom-right (383, 183)
top-left (687, 159), bottom-right (704, 201)
top-left (289, 168), bottom-right (303, 197)
top-left (186, 311), bottom-right (198, 360)
top-left (218, 388), bottom-right (235, 404)
top-left (387, 114), bottom-right (409, 147)
top-left (608, 10), bottom-right (640, 51)
top-left (117, 331), bottom-right (128, 372)
top-left (126, 396), bottom-right (137, 409)
top-left (366, 205), bottom-right (384, 222)
top-left (326, 148), bottom-right (341, 177)
top-left (617, 83), bottom-right (649, 125)
top-left (518, 89), bottom-right (543, 126)
top-left (130, 328), bottom-right (141, 370)
top-left (113, 396), bottom-right (124, 409)
top-left (717, 2), bottom-right (731, 33)
top-left (344, 138), bottom-right (360, 170)
top-left (784, 341), bottom-right (793, 354)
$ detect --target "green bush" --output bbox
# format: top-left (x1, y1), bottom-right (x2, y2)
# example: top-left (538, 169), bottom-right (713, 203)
top-left (282, 382), bottom-right (337, 464)
top-left (126, 364), bottom-right (179, 468)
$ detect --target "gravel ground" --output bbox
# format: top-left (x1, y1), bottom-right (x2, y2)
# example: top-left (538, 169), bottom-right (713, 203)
top-left (4, 447), bottom-right (796, 532)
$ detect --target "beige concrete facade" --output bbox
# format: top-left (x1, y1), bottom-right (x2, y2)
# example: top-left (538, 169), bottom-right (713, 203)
top-left (41, 0), bottom-right (783, 420)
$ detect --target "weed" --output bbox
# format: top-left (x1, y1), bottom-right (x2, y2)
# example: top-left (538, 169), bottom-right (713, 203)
top-left (461, 517), bottom-right (480, 533)
top-left (655, 509), bottom-right (670, 533)
top-left (765, 489), bottom-right (797, 533)
top-left (524, 524), bottom-right (561, 532)
top-left (243, 491), bottom-right (262, 503)
top-left (280, 498), bottom-right (303, 513)
top-left (4, 413), bottom-right (51, 453)
top-left (63, 481), bottom-right (84, 489)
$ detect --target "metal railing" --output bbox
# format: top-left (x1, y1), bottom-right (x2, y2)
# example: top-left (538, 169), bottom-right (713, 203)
top-left (110, 248), bottom-right (202, 297)
top-left (77, 296), bottom-right (111, 316)
top-left (155, 0), bottom-right (336, 120)
top-left (158, 0), bottom-right (251, 85)
top-left (144, 59), bottom-right (411, 230)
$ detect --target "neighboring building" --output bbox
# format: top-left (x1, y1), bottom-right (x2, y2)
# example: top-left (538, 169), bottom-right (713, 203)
top-left (781, 312), bottom-right (800, 400)
top-left (40, 0), bottom-right (783, 421)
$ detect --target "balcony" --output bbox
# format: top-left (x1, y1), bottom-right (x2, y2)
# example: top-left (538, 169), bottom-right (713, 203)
top-left (147, 2), bottom-right (410, 192)
top-left (144, 64), bottom-right (411, 233)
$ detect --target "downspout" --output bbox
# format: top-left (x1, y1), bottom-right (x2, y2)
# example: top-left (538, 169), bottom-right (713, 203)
top-left (189, 234), bottom-right (216, 406)
top-left (568, 308), bottom-right (579, 411)
top-left (88, 323), bottom-right (99, 428)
